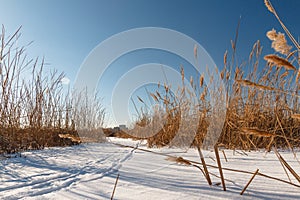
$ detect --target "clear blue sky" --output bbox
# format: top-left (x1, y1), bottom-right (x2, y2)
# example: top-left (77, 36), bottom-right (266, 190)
top-left (1, 0), bottom-right (299, 127)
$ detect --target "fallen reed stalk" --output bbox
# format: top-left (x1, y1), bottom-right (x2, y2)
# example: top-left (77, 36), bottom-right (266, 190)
top-left (111, 173), bottom-right (120, 200)
top-left (110, 142), bottom-right (300, 188)
top-left (274, 147), bottom-right (292, 183)
top-left (166, 156), bottom-right (207, 179)
top-left (273, 148), bottom-right (300, 183)
top-left (240, 169), bottom-right (259, 195)
top-left (222, 150), bottom-right (228, 162)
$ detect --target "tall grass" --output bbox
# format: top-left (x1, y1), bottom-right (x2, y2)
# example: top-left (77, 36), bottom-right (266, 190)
top-left (129, 1), bottom-right (299, 151)
top-left (0, 26), bottom-right (105, 154)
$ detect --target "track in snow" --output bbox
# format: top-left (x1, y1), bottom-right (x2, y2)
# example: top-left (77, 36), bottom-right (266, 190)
top-left (0, 141), bottom-right (135, 199)
top-left (1, 138), bottom-right (300, 200)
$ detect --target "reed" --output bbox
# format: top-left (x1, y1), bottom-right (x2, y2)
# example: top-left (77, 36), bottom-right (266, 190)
top-left (264, 54), bottom-right (296, 71)
top-left (0, 27), bottom-right (105, 154)
top-left (240, 169), bottom-right (259, 195)
top-left (127, 0), bottom-right (299, 152)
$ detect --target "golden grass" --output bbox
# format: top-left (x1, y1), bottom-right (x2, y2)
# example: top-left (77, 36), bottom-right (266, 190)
top-left (291, 114), bottom-right (300, 120)
top-left (119, 0), bottom-right (300, 194)
top-left (0, 27), bottom-right (105, 154)
top-left (240, 128), bottom-right (274, 137)
top-left (166, 156), bottom-right (192, 166)
top-left (128, 39), bottom-right (299, 150)
top-left (236, 79), bottom-right (275, 91)
top-left (264, 0), bottom-right (300, 50)
top-left (266, 29), bottom-right (291, 55)
top-left (264, 0), bottom-right (274, 13)
top-left (58, 134), bottom-right (81, 143)
top-left (127, 0), bottom-right (300, 152)
top-left (264, 54), bottom-right (296, 71)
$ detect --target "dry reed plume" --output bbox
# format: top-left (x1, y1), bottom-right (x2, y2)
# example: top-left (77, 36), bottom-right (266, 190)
top-left (264, 54), bottom-right (296, 71)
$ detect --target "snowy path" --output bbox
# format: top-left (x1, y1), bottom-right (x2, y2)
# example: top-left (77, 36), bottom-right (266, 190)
top-left (1, 138), bottom-right (300, 199)
top-left (0, 141), bottom-right (135, 199)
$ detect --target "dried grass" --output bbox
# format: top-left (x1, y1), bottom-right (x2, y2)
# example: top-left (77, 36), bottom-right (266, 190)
top-left (0, 27), bottom-right (105, 154)
top-left (264, 54), bottom-right (296, 71)
top-left (166, 156), bottom-right (192, 166)
top-left (123, 0), bottom-right (300, 194)
top-left (264, 0), bottom-right (274, 13)
top-left (128, 36), bottom-right (299, 151)
top-left (291, 114), bottom-right (300, 120)
top-left (240, 128), bottom-right (274, 137)
top-left (266, 29), bottom-right (291, 55)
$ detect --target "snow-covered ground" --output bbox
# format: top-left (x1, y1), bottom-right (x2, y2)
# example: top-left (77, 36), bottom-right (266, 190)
top-left (1, 137), bottom-right (300, 200)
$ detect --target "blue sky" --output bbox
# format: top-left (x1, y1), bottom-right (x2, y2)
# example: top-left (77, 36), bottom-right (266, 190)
top-left (0, 0), bottom-right (299, 127)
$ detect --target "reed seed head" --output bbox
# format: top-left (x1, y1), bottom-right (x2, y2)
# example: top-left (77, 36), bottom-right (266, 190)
top-left (264, 54), bottom-right (296, 71)
top-left (266, 29), bottom-right (291, 55)
top-left (264, 0), bottom-right (274, 13)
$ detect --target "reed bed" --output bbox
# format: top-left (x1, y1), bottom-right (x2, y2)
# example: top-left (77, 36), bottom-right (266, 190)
top-left (0, 26), bottom-right (105, 154)
top-left (128, 0), bottom-right (299, 152)
top-left (121, 2), bottom-right (300, 195)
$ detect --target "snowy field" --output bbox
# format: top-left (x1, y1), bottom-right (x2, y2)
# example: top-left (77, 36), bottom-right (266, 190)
top-left (1, 137), bottom-right (300, 200)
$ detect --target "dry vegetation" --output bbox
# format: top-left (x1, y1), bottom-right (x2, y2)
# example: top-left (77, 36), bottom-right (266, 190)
top-left (1, 0), bottom-right (298, 157)
top-left (110, 0), bottom-right (300, 195)
top-left (0, 0), bottom-right (299, 197)
top-left (0, 26), bottom-right (105, 154)
top-left (129, 0), bottom-right (300, 151)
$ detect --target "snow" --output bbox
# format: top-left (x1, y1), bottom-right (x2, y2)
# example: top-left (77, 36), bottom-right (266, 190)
top-left (1, 137), bottom-right (300, 200)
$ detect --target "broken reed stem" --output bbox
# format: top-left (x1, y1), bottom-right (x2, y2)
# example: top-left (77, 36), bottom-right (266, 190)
top-left (110, 142), bottom-right (300, 188)
top-left (240, 169), bottom-right (259, 195)
top-left (111, 173), bottom-right (120, 200)
top-left (208, 171), bottom-right (237, 186)
top-left (222, 150), bottom-right (228, 162)
top-left (166, 156), bottom-right (210, 183)
top-left (273, 148), bottom-right (300, 183)
top-left (215, 145), bottom-right (226, 191)
top-left (197, 145), bottom-right (212, 185)
top-left (191, 163), bottom-right (209, 180)
top-left (274, 148), bottom-right (292, 183)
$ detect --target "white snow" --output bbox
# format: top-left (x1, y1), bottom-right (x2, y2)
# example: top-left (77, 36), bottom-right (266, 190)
top-left (1, 137), bottom-right (300, 200)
